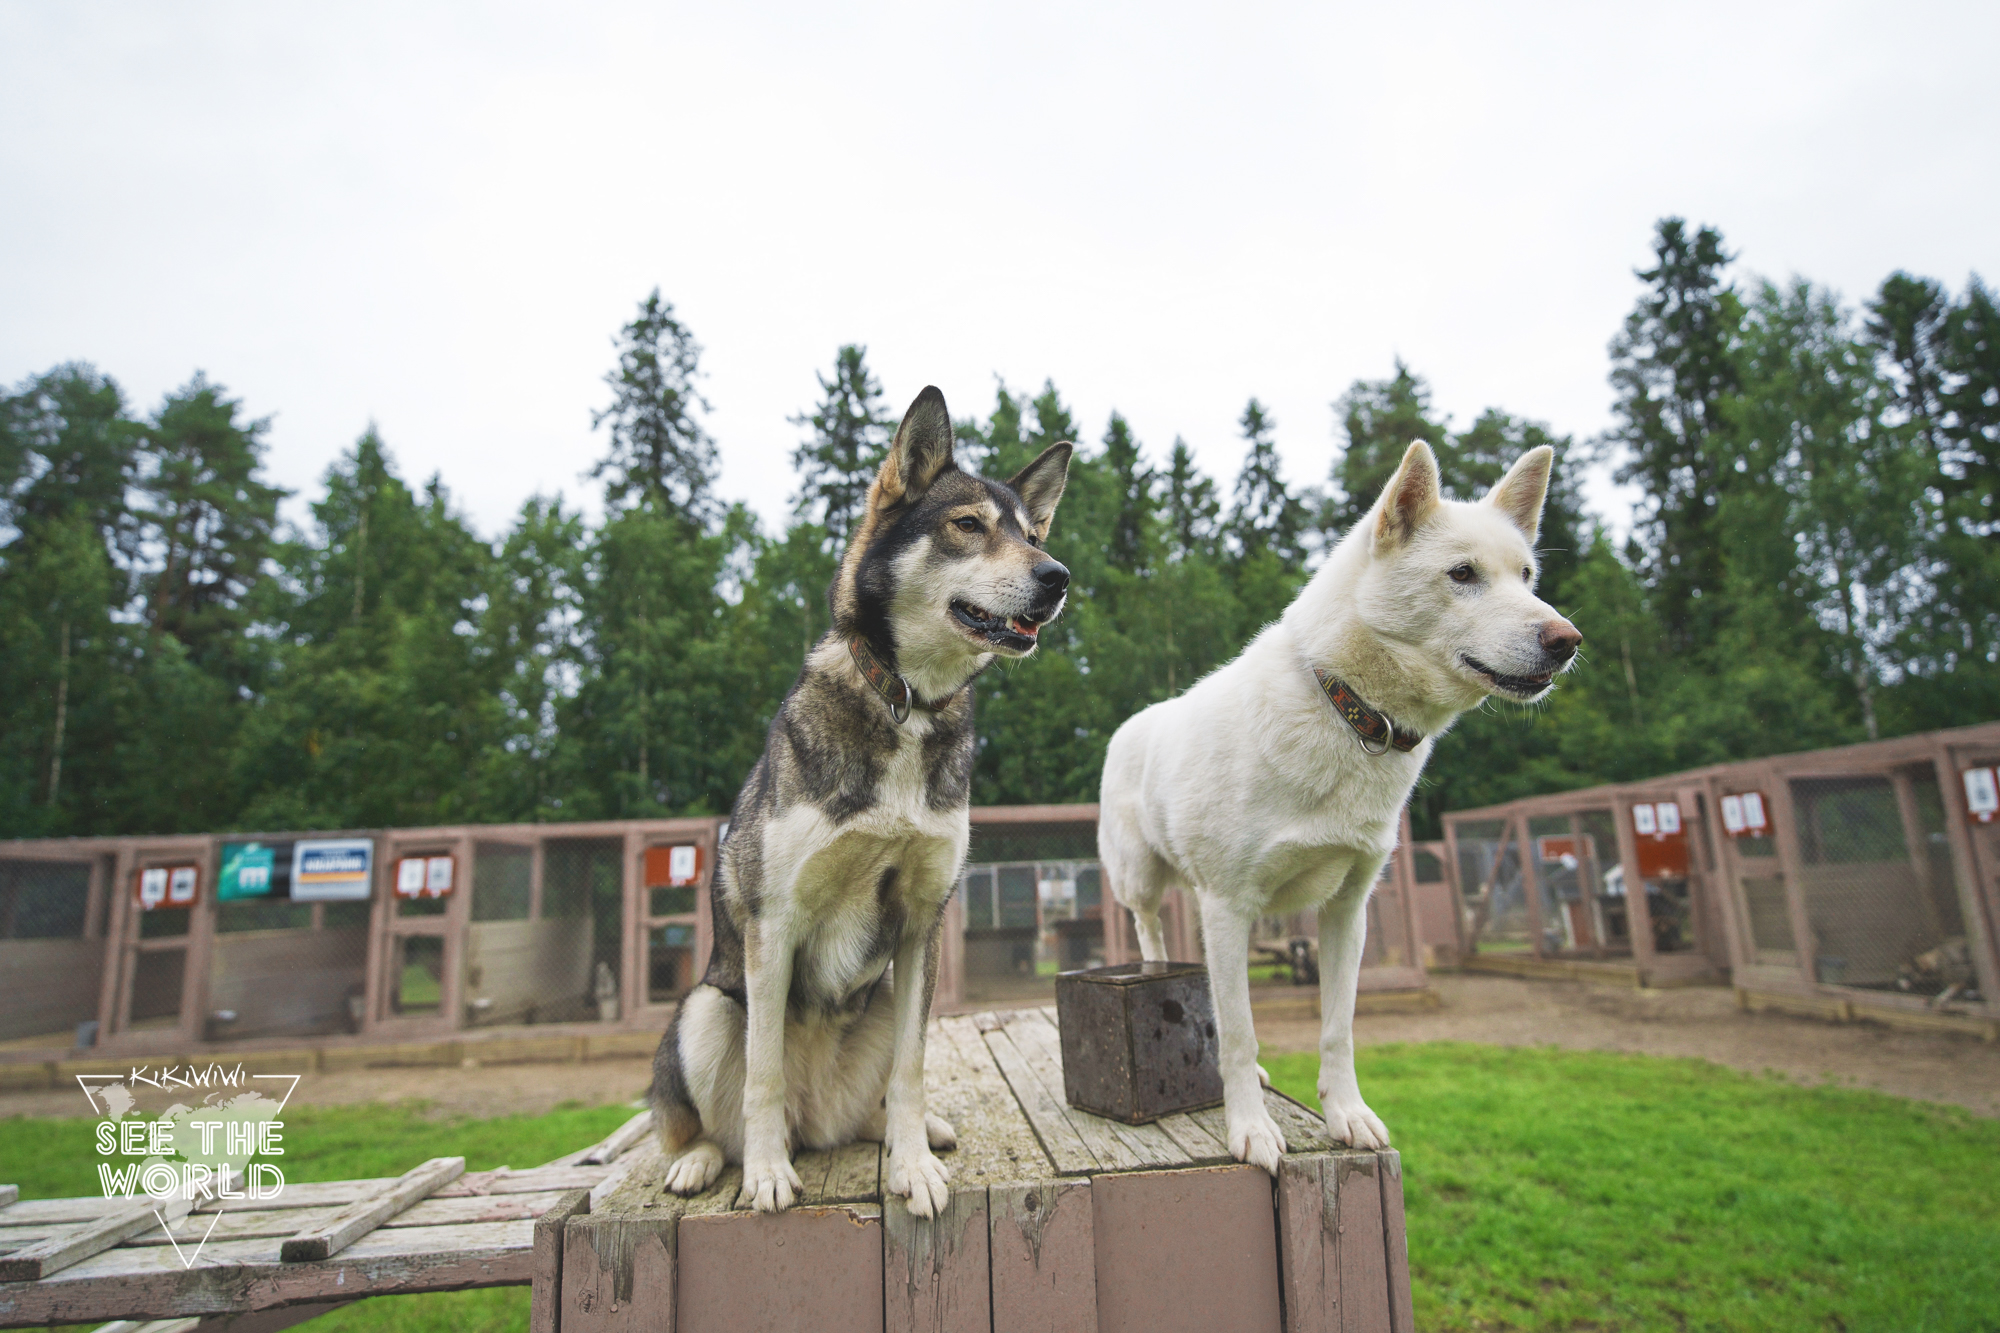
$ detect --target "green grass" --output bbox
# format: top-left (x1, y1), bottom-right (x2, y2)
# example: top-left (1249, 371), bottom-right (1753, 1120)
top-left (10, 1048), bottom-right (1997, 1332)
top-left (1264, 1043), bottom-right (2000, 1333)
top-left (3, 1099), bottom-right (641, 1333)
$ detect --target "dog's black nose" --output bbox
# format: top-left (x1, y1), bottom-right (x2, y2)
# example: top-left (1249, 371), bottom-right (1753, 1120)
top-left (1540, 619), bottom-right (1581, 662)
top-left (1032, 560), bottom-right (1070, 594)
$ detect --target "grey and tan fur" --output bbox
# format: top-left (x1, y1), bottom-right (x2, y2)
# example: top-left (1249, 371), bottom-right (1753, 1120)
top-left (650, 386), bottom-right (1073, 1216)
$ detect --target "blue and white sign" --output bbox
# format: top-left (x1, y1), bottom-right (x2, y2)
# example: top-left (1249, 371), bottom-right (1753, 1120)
top-left (291, 839), bottom-right (374, 902)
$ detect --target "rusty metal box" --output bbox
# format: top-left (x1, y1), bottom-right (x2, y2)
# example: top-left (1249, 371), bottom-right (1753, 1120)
top-left (1055, 961), bottom-right (1224, 1123)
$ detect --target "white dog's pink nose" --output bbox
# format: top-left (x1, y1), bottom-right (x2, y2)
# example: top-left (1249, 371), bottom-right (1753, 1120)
top-left (1540, 619), bottom-right (1582, 661)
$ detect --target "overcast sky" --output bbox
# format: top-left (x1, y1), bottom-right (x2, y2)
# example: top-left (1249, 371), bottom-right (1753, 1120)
top-left (5, 1), bottom-right (1997, 543)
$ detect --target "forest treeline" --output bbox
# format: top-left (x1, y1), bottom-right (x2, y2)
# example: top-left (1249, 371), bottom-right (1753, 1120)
top-left (4, 219), bottom-right (1997, 842)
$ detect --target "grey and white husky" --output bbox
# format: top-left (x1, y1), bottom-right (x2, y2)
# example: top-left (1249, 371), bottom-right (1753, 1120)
top-left (650, 386), bottom-right (1073, 1216)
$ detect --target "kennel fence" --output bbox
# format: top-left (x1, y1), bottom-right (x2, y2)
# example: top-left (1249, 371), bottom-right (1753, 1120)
top-left (1437, 722), bottom-right (2000, 1025)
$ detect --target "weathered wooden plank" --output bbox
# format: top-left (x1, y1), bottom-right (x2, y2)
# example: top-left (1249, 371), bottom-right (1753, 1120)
top-left (279, 1156), bottom-right (465, 1262)
top-left (1, 1195), bottom-right (154, 1224)
top-left (1091, 1164), bottom-right (1281, 1333)
top-left (588, 1138), bottom-right (664, 1211)
top-left (1151, 1111), bottom-right (1230, 1164)
top-left (531, 1187), bottom-right (590, 1333)
top-left (1265, 1091), bottom-right (1340, 1155)
top-left (0, 1186), bottom-right (15, 1209)
top-left (884, 1188), bottom-right (988, 1333)
top-left (0, 1221), bottom-right (81, 1253)
top-left (1333, 1154), bottom-right (1390, 1333)
top-left (930, 1016), bottom-right (1057, 1186)
top-left (97, 1300), bottom-right (357, 1332)
top-left (982, 1023), bottom-right (1101, 1175)
top-left (0, 1193), bottom-right (191, 1281)
top-left (434, 1164), bottom-right (611, 1198)
top-left (990, 1178), bottom-right (1096, 1333)
top-left (1379, 1151), bottom-right (1413, 1333)
top-left (561, 1160), bottom-right (738, 1333)
top-left (0, 1221), bottom-right (535, 1327)
top-left (580, 1112), bottom-right (654, 1166)
top-left (196, 1179), bottom-right (398, 1215)
top-left (1277, 1155), bottom-right (1332, 1333)
top-left (998, 1012), bottom-right (1188, 1172)
top-left (810, 1141), bottom-right (882, 1206)
top-left (677, 1204), bottom-right (884, 1333)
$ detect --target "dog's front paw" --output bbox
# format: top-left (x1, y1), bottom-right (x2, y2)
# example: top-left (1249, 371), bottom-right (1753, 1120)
top-left (887, 1148), bottom-right (952, 1218)
top-left (1321, 1096), bottom-right (1390, 1150)
top-left (738, 1152), bottom-right (801, 1213)
top-left (663, 1139), bottom-right (723, 1196)
top-left (926, 1113), bottom-right (958, 1152)
top-left (1228, 1109), bottom-right (1287, 1176)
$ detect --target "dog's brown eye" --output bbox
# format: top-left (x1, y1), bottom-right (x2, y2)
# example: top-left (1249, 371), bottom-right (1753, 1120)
top-left (953, 517), bottom-right (980, 534)
top-left (1448, 564), bottom-right (1477, 584)
top-left (1522, 566), bottom-right (1532, 583)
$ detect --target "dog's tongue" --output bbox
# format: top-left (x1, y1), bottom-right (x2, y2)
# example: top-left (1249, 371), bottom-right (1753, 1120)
top-left (1009, 616), bottom-right (1039, 638)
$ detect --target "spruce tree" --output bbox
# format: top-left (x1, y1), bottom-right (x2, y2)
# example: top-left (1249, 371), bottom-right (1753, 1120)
top-left (1227, 399), bottom-right (1305, 563)
top-left (790, 345), bottom-right (889, 548)
top-left (1607, 218), bottom-right (1743, 649)
top-left (590, 290), bottom-right (717, 520)
top-left (1162, 437), bottom-right (1221, 561)
top-left (1328, 359), bottom-right (1450, 536)
top-left (1101, 412), bottom-right (1154, 574)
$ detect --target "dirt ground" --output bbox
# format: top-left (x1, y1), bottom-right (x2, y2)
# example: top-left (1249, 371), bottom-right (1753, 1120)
top-left (1257, 972), bottom-right (2000, 1117)
top-left (6, 973), bottom-right (1997, 1120)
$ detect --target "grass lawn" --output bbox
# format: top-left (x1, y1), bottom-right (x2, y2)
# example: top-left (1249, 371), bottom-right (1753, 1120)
top-left (1265, 1043), bottom-right (2000, 1333)
top-left (6, 1046), bottom-right (1996, 1332)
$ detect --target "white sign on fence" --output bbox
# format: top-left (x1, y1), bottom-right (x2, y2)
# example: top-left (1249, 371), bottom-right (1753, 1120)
top-left (1965, 767), bottom-right (1999, 824)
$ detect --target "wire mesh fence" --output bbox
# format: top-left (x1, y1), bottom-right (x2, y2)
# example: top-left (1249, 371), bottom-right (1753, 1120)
top-left (956, 817), bottom-right (1106, 1005)
top-left (0, 856), bottom-right (103, 1044)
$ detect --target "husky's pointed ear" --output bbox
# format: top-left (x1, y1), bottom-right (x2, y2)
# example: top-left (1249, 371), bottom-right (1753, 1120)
top-left (1008, 442), bottom-right (1073, 540)
top-left (877, 386), bottom-right (957, 505)
top-left (1373, 440), bottom-right (1442, 553)
top-left (1485, 446), bottom-right (1553, 543)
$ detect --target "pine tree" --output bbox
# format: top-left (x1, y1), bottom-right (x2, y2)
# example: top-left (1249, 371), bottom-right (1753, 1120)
top-left (136, 374), bottom-right (287, 679)
top-left (590, 290), bottom-right (717, 519)
top-left (1101, 412), bottom-right (1154, 574)
top-left (1162, 437), bottom-right (1221, 561)
top-left (1227, 399), bottom-right (1308, 565)
top-left (1608, 218), bottom-right (1744, 650)
top-left (1328, 359), bottom-right (1450, 537)
top-left (790, 345), bottom-right (889, 548)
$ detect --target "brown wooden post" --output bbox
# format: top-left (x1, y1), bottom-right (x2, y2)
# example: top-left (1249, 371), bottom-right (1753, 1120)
top-left (442, 833), bottom-right (474, 1031)
top-left (1765, 766), bottom-right (1820, 993)
top-left (622, 828), bottom-right (645, 1025)
top-left (1930, 739), bottom-right (2000, 1019)
top-left (531, 1187), bottom-right (591, 1333)
top-left (1516, 811), bottom-right (1546, 958)
top-left (97, 841), bottom-right (134, 1038)
top-left (362, 835), bottom-right (392, 1031)
top-left (1393, 809), bottom-right (1425, 979)
top-left (178, 836), bottom-right (221, 1046)
top-left (528, 833), bottom-right (546, 924)
top-left (1440, 816), bottom-right (1466, 955)
top-left (1889, 767), bottom-right (1948, 941)
top-left (1610, 790), bottom-right (1657, 980)
top-left (1277, 1149), bottom-right (1411, 1333)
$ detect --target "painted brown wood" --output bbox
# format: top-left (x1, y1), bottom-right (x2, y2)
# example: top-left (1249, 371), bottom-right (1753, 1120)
top-left (531, 1187), bottom-right (590, 1333)
top-left (560, 1150), bottom-right (728, 1333)
top-left (1379, 1151), bottom-right (1414, 1333)
top-left (884, 1189), bottom-right (988, 1333)
top-left (1332, 1155), bottom-right (1391, 1333)
top-left (1090, 1164), bottom-right (1281, 1333)
top-left (990, 1178), bottom-right (1096, 1333)
top-left (279, 1156), bottom-right (465, 1262)
top-left (677, 1204), bottom-right (884, 1333)
top-left (0, 1193), bottom-right (191, 1281)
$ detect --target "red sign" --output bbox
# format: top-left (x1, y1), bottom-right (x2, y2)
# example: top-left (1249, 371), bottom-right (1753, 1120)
top-left (1964, 768), bottom-right (1999, 825)
top-left (135, 865), bottom-right (200, 910)
top-left (1631, 802), bottom-right (1690, 880)
top-left (645, 844), bottom-right (704, 889)
top-left (1537, 836), bottom-right (1580, 865)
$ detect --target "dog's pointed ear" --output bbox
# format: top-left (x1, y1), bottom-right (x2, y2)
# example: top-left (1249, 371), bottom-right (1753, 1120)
top-left (1373, 440), bottom-right (1442, 553)
top-left (1008, 442), bottom-right (1073, 540)
top-left (1485, 446), bottom-right (1553, 543)
top-left (877, 386), bottom-right (957, 505)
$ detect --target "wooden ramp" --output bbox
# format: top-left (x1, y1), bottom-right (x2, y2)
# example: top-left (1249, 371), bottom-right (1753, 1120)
top-left (0, 1009), bottom-right (1413, 1333)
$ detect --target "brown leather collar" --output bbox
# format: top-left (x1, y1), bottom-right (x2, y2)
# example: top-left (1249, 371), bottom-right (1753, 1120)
top-left (848, 635), bottom-right (960, 725)
top-left (1310, 665), bottom-right (1424, 755)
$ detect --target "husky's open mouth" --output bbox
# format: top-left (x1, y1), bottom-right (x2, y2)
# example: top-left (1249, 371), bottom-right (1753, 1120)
top-left (1462, 653), bottom-right (1554, 698)
top-left (951, 599), bottom-right (1045, 651)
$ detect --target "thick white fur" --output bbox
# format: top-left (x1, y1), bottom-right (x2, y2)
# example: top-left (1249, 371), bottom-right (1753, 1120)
top-left (1099, 443), bottom-right (1577, 1173)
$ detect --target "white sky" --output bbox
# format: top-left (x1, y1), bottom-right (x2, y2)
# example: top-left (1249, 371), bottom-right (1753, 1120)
top-left (5, 1), bottom-right (1997, 543)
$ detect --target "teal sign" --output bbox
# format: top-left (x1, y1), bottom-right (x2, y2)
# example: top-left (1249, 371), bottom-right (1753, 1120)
top-left (218, 843), bottom-right (277, 900)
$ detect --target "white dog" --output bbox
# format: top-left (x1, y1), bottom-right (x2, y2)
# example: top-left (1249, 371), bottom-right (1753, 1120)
top-left (1098, 440), bottom-right (1580, 1170)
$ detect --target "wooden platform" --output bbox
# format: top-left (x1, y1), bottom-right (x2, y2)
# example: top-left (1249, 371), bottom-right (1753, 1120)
top-left (0, 1008), bottom-right (1413, 1333)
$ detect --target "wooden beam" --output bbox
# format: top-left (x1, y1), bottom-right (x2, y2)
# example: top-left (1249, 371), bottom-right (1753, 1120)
top-left (279, 1156), bottom-right (464, 1262)
top-left (0, 1193), bottom-right (191, 1282)
top-left (530, 1188), bottom-right (590, 1333)
top-left (579, 1112), bottom-right (654, 1166)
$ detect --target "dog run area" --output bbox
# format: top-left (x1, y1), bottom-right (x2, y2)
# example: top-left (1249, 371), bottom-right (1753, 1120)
top-left (4, 972), bottom-right (1991, 1123)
